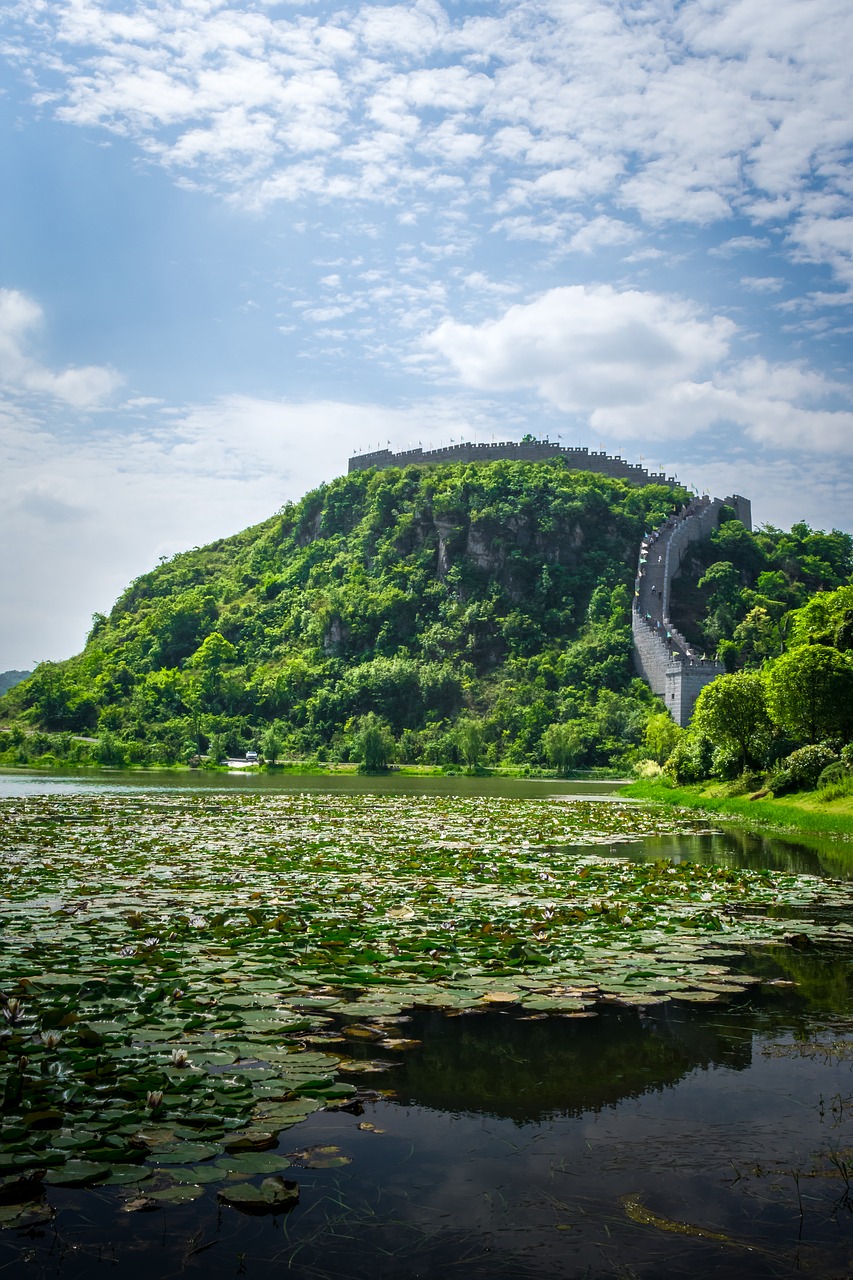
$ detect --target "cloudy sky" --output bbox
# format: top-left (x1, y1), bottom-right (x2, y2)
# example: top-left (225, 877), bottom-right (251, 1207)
top-left (2, 0), bottom-right (852, 669)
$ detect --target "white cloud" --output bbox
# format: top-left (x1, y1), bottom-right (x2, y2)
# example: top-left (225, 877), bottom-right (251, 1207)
top-left (427, 285), bottom-right (735, 417)
top-left (710, 236), bottom-right (772, 257)
top-left (426, 284), bottom-right (853, 449)
top-left (0, 288), bottom-right (120, 409)
top-left (566, 217), bottom-right (638, 255)
top-left (6, 0), bottom-right (853, 280)
top-left (740, 276), bottom-right (784, 293)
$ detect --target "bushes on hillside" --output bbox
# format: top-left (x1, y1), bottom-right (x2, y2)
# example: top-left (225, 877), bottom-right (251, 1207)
top-left (770, 744), bottom-right (839, 796)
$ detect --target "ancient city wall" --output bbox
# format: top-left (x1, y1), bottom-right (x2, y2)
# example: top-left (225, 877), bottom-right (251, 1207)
top-left (633, 494), bottom-right (751, 726)
top-left (349, 441), bottom-right (677, 487)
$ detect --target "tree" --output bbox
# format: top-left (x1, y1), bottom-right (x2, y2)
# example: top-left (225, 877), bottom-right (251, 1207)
top-left (261, 726), bottom-right (282, 765)
top-left (354, 713), bottom-right (395, 772)
top-left (765, 644), bottom-right (853, 744)
top-left (691, 671), bottom-right (770, 773)
top-left (456, 718), bottom-right (485, 769)
top-left (92, 730), bottom-right (126, 768)
top-left (698, 561), bottom-right (741, 645)
top-left (542, 722), bottom-right (584, 776)
top-left (206, 732), bottom-right (228, 765)
top-left (644, 712), bottom-right (681, 764)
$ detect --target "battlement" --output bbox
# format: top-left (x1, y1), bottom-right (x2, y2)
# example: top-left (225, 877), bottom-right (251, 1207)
top-left (632, 493), bottom-right (751, 725)
top-left (349, 441), bottom-right (677, 487)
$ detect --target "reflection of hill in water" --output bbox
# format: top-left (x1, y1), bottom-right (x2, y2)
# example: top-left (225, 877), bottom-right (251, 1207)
top-left (385, 1004), bottom-right (757, 1123)
top-left (630, 828), bottom-right (851, 878)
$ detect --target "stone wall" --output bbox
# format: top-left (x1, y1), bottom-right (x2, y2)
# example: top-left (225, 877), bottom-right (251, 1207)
top-left (633, 493), bottom-right (751, 726)
top-left (349, 441), bottom-right (677, 487)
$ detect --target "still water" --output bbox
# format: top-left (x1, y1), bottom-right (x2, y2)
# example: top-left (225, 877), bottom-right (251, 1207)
top-left (0, 767), bottom-right (625, 800)
top-left (2, 772), bottom-right (853, 1278)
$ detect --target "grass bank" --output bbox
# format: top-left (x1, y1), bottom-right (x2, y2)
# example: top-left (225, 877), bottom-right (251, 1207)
top-left (624, 778), bottom-right (853, 842)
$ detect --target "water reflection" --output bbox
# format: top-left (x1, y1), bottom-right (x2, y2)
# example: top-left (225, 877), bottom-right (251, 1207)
top-left (379, 1004), bottom-right (755, 1121)
top-left (0, 767), bottom-right (625, 801)
top-left (631, 826), bottom-right (853, 879)
top-left (5, 991), bottom-right (853, 1280)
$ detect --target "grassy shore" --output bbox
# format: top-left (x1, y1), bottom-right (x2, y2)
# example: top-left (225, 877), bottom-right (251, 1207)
top-left (0, 754), bottom-right (621, 782)
top-left (624, 777), bottom-right (853, 842)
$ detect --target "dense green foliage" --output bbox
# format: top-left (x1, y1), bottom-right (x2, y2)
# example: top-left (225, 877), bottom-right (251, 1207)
top-left (1, 461), bottom-right (685, 770)
top-left (0, 671), bottom-right (30, 697)
top-left (669, 516), bottom-right (853, 665)
top-left (661, 581), bottom-right (853, 794)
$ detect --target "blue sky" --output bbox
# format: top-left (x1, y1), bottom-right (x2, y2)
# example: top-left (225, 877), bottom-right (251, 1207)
top-left (1, 0), bottom-right (852, 669)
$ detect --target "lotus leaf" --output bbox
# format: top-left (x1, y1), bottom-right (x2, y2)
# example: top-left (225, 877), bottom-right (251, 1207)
top-left (213, 1153), bottom-right (291, 1174)
top-left (149, 1185), bottom-right (204, 1203)
top-left (44, 1161), bottom-right (111, 1187)
top-left (217, 1176), bottom-right (299, 1213)
top-left (149, 1142), bottom-right (222, 1164)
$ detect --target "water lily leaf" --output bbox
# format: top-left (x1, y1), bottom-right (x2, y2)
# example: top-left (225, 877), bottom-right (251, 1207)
top-left (104, 1165), bottom-right (152, 1185)
top-left (44, 1161), bottom-right (111, 1187)
top-left (0, 1201), bottom-right (52, 1229)
top-left (217, 1176), bottom-right (299, 1214)
top-left (149, 1185), bottom-right (204, 1203)
top-left (222, 1130), bottom-right (278, 1152)
top-left (166, 1165), bottom-right (222, 1184)
top-left (214, 1153), bottom-right (291, 1175)
top-left (0, 1170), bottom-right (45, 1204)
top-left (289, 1146), bottom-right (351, 1169)
top-left (149, 1143), bottom-right (222, 1164)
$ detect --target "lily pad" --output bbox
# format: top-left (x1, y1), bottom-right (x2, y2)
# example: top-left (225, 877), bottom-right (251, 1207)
top-left (104, 1165), bottom-right (152, 1186)
top-left (0, 1170), bottom-right (45, 1204)
top-left (289, 1145), bottom-right (351, 1169)
top-left (213, 1153), bottom-right (291, 1175)
top-left (149, 1143), bottom-right (222, 1164)
top-left (0, 1201), bottom-right (53, 1229)
top-left (44, 1161), bottom-right (111, 1188)
top-left (149, 1184), bottom-right (204, 1203)
top-left (217, 1176), bottom-right (299, 1214)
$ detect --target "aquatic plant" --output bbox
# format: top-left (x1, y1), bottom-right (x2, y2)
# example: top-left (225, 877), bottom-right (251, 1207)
top-left (2, 790), bottom-right (853, 1211)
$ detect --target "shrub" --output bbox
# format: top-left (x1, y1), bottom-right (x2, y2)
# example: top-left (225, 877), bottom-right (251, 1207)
top-left (770, 743), bottom-right (838, 795)
top-left (354, 713), bottom-right (395, 773)
top-left (664, 734), bottom-right (713, 784)
top-left (818, 761), bottom-right (849, 789)
top-left (633, 759), bottom-right (663, 779)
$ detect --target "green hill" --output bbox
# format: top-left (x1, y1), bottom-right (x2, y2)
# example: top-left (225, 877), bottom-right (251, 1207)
top-left (1, 460), bottom-right (686, 769)
top-left (0, 671), bottom-right (31, 697)
top-left (5, 459), bottom-right (849, 774)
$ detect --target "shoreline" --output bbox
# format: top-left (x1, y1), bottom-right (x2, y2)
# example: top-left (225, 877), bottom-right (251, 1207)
top-left (0, 758), bottom-right (626, 781)
top-left (623, 778), bottom-right (853, 842)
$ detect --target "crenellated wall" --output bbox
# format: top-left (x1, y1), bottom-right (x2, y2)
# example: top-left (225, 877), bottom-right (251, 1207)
top-left (632, 494), bottom-right (751, 725)
top-left (349, 441), bottom-right (677, 486)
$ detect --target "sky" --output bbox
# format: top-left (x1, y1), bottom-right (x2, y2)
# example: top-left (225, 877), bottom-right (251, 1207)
top-left (1, 0), bottom-right (852, 670)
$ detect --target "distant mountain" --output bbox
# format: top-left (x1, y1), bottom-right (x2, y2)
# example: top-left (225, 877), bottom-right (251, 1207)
top-left (0, 670), bottom-right (31, 697)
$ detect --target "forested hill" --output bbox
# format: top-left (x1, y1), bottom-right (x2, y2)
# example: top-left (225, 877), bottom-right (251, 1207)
top-left (0, 671), bottom-right (31, 697)
top-left (6, 460), bottom-right (850, 773)
top-left (2, 461), bottom-right (687, 767)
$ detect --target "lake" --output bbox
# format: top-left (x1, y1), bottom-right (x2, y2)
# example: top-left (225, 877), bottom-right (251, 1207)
top-left (2, 771), bottom-right (853, 1278)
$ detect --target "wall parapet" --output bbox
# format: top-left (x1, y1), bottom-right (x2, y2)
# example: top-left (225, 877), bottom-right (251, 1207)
top-left (632, 492), bottom-right (751, 725)
top-left (349, 441), bottom-right (677, 487)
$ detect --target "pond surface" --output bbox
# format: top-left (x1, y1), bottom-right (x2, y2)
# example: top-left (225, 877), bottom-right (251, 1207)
top-left (2, 781), bottom-right (853, 1278)
top-left (0, 768), bottom-right (626, 800)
